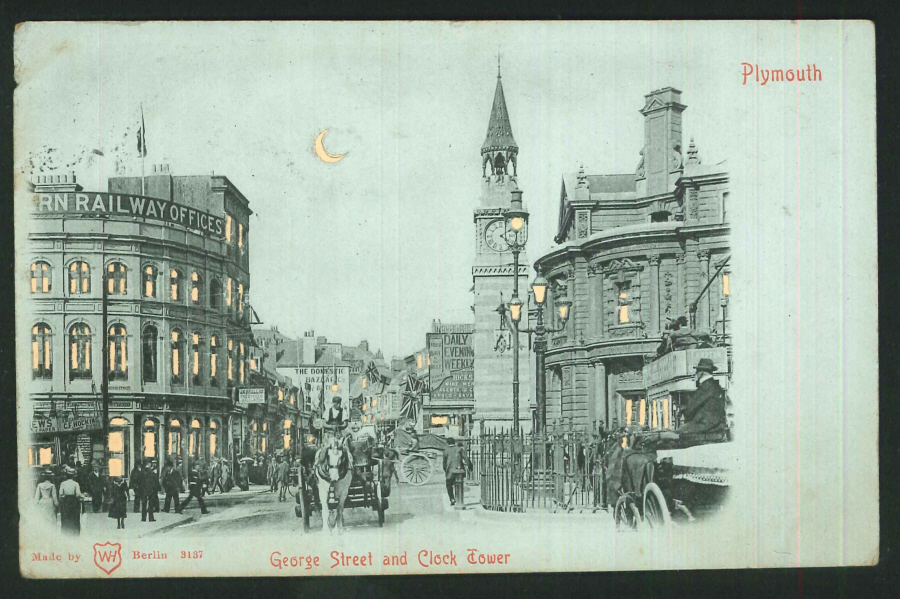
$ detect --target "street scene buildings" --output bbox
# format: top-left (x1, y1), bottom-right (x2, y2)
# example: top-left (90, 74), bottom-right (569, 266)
top-left (21, 53), bottom-right (731, 537)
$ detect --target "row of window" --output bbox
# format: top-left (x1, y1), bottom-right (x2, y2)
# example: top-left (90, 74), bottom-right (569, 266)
top-left (32, 322), bottom-right (248, 386)
top-left (30, 261), bottom-right (245, 313)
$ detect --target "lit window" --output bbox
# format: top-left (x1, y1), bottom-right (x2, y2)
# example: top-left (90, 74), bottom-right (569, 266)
top-left (143, 265), bottom-right (158, 298)
top-left (226, 277), bottom-right (233, 307)
top-left (192, 332), bottom-right (202, 384)
top-left (625, 399), bottom-right (633, 426)
top-left (142, 326), bottom-right (158, 383)
top-left (107, 262), bottom-right (127, 295)
top-left (723, 273), bottom-right (730, 297)
top-left (170, 269), bottom-right (182, 302)
top-left (639, 399), bottom-right (646, 426)
top-left (417, 354), bottom-right (423, 369)
top-left (171, 329), bottom-right (184, 384)
top-left (225, 214), bottom-right (233, 243)
top-left (209, 421), bottom-right (218, 456)
top-left (238, 223), bottom-right (244, 248)
top-left (239, 342), bottom-right (245, 383)
top-left (278, 388), bottom-right (284, 402)
top-left (617, 283), bottom-right (632, 324)
top-left (31, 323), bottom-right (52, 379)
top-left (237, 282), bottom-right (244, 313)
top-left (31, 262), bottom-right (51, 294)
top-left (68, 261), bottom-right (91, 294)
top-left (108, 324), bottom-right (128, 381)
top-left (210, 335), bottom-right (219, 386)
top-left (228, 338), bottom-right (234, 381)
top-left (191, 271), bottom-right (202, 305)
top-left (69, 323), bottom-right (92, 380)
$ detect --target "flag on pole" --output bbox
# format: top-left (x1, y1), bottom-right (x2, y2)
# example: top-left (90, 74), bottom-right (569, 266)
top-left (137, 106), bottom-right (147, 157)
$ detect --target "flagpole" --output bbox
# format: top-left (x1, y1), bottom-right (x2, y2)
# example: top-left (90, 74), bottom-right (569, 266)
top-left (140, 104), bottom-right (146, 195)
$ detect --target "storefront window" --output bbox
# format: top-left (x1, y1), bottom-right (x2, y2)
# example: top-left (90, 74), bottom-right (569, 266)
top-left (108, 417), bottom-right (130, 478)
top-left (143, 418), bottom-right (159, 459)
top-left (209, 420), bottom-right (219, 457)
top-left (189, 419), bottom-right (202, 459)
top-left (168, 419), bottom-right (182, 458)
top-left (32, 323), bottom-right (52, 379)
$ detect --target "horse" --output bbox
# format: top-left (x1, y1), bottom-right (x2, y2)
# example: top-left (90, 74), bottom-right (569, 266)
top-left (314, 435), bottom-right (353, 533)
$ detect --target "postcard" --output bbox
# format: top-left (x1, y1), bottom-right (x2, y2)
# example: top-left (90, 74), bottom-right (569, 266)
top-left (14, 20), bottom-right (878, 577)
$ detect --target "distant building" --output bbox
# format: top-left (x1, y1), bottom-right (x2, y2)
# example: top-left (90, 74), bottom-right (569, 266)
top-left (533, 88), bottom-right (731, 432)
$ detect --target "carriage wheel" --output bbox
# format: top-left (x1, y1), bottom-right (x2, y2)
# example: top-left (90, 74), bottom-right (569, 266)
top-left (614, 495), bottom-right (641, 531)
top-left (401, 454), bottom-right (433, 486)
top-left (643, 482), bottom-right (671, 529)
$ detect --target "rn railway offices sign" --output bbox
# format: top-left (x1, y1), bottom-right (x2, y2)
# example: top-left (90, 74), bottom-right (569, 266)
top-left (31, 192), bottom-right (226, 239)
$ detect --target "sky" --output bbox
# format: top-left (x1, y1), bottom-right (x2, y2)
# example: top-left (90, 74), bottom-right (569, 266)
top-left (15, 21), bottom-right (745, 359)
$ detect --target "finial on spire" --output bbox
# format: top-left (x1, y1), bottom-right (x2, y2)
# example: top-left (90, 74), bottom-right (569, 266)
top-left (497, 50), bottom-right (502, 78)
top-left (576, 164), bottom-right (588, 189)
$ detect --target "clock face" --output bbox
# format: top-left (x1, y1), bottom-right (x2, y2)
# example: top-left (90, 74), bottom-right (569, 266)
top-left (484, 220), bottom-right (510, 252)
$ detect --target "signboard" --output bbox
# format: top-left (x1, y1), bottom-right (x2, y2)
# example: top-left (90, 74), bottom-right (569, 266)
top-left (644, 347), bottom-right (729, 389)
top-left (30, 409), bottom-right (101, 434)
top-left (427, 326), bottom-right (475, 403)
top-left (31, 192), bottom-right (226, 239)
top-left (237, 387), bottom-right (266, 406)
top-left (279, 366), bottom-right (350, 411)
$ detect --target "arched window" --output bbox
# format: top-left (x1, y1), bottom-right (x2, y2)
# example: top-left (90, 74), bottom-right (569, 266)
top-left (32, 323), bottom-right (52, 379)
top-left (142, 325), bottom-right (158, 383)
top-left (69, 323), bottom-right (92, 380)
top-left (192, 331), bottom-right (202, 385)
top-left (170, 269), bottom-right (183, 302)
top-left (107, 262), bottom-right (127, 295)
top-left (68, 261), bottom-right (90, 294)
top-left (143, 265), bottom-right (158, 298)
top-left (168, 418), bottom-right (182, 458)
top-left (108, 324), bottom-right (128, 381)
top-left (142, 417), bottom-right (160, 459)
top-left (210, 279), bottom-right (222, 310)
top-left (108, 417), bottom-right (130, 477)
top-left (31, 261), bottom-right (51, 294)
top-left (189, 418), bottom-right (202, 459)
top-left (209, 420), bottom-right (219, 457)
top-left (171, 329), bottom-right (185, 384)
top-left (191, 271), bottom-right (203, 305)
top-left (209, 335), bottom-right (220, 387)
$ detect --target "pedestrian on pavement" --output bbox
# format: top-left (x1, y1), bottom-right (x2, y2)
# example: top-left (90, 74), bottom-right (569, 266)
top-left (58, 465), bottom-right (83, 536)
top-left (161, 459), bottom-right (183, 514)
top-left (275, 456), bottom-right (290, 502)
top-left (140, 460), bottom-right (161, 522)
top-left (209, 458), bottom-right (224, 494)
top-left (238, 458), bottom-right (250, 491)
top-left (179, 462), bottom-right (209, 514)
top-left (108, 476), bottom-right (128, 529)
top-left (267, 455), bottom-right (276, 492)
top-left (442, 437), bottom-right (470, 507)
top-left (222, 459), bottom-right (233, 492)
top-left (198, 459), bottom-right (210, 497)
top-left (88, 463), bottom-right (104, 513)
top-left (34, 469), bottom-right (58, 528)
top-left (129, 461), bottom-right (144, 513)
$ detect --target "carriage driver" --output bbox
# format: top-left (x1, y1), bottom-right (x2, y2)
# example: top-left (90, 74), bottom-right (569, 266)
top-left (324, 395), bottom-right (350, 444)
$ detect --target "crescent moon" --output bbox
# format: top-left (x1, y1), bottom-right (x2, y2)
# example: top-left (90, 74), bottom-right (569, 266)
top-left (314, 129), bottom-right (347, 163)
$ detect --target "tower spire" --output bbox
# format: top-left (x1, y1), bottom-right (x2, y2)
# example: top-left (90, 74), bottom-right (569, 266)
top-left (481, 64), bottom-right (518, 178)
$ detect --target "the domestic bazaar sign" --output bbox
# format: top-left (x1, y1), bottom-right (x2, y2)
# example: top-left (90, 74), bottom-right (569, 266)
top-left (31, 192), bottom-right (226, 239)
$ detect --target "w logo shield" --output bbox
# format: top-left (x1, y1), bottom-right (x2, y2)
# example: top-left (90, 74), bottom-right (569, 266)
top-left (93, 542), bottom-right (122, 575)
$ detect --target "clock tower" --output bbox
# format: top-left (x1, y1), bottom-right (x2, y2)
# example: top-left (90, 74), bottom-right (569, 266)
top-left (472, 66), bottom-right (534, 433)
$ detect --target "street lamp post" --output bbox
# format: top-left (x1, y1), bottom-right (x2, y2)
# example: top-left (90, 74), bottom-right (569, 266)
top-left (504, 190), bottom-right (529, 435)
top-left (508, 271), bottom-right (571, 435)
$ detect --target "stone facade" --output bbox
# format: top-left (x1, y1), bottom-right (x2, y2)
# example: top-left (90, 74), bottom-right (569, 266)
top-left (22, 168), bottom-right (294, 479)
top-left (534, 88), bottom-right (731, 433)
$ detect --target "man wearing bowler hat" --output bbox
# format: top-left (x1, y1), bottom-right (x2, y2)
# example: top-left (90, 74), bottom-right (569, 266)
top-left (680, 358), bottom-right (727, 436)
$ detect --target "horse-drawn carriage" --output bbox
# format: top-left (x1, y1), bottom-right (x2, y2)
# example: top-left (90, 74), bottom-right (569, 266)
top-left (601, 347), bottom-right (735, 530)
top-left (291, 422), bottom-right (391, 532)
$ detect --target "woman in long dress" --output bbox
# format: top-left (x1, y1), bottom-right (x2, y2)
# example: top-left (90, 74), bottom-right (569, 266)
top-left (33, 470), bottom-right (58, 528)
top-left (58, 466), bottom-right (83, 536)
top-left (108, 477), bottom-right (129, 529)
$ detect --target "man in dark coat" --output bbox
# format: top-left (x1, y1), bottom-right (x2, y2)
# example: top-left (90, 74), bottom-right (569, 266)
top-left (179, 462), bottom-right (209, 514)
top-left (680, 358), bottom-right (727, 436)
top-left (129, 462), bottom-right (144, 513)
top-left (140, 460), bottom-right (161, 522)
top-left (161, 459), bottom-right (183, 513)
top-left (88, 462), bottom-right (104, 513)
top-left (442, 438), bottom-right (470, 507)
